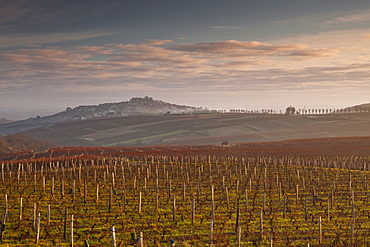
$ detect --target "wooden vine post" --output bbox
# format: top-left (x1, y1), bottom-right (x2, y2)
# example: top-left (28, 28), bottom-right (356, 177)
top-left (95, 184), bottom-right (99, 206)
top-left (138, 231), bottom-right (144, 247)
top-left (225, 187), bottom-right (230, 206)
top-left (172, 195), bottom-right (176, 221)
top-left (269, 235), bottom-right (273, 247)
top-left (237, 226), bottom-right (241, 247)
top-left (191, 193), bottom-right (195, 224)
top-left (70, 214), bottom-right (74, 247)
top-left (209, 218), bottom-right (214, 246)
top-left (42, 176), bottom-right (45, 193)
top-left (211, 198), bottom-right (215, 223)
top-left (235, 206), bottom-right (240, 232)
top-left (35, 212), bottom-right (41, 245)
top-left (318, 216), bottom-right (322, 244)
top-left (47, 204), bottom-right (51, 227)
top-left (138, 192), bottom-right (142, 214)
top-left (260, 209), bottom-right (264, 238)
top-left (19, 197), bottom-right (23, 221)
top-left (72, 179), bottom-right (76, 203)
top-left (32, 203), bottom-right (37, 230)
top-left (296, 184), bottom-right (299, 204)
top-left (111, 226), bottom-right (117, 247)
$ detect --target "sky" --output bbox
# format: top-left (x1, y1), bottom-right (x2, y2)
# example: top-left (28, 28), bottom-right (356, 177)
top-left (1, 0), bottom-right (370, 120)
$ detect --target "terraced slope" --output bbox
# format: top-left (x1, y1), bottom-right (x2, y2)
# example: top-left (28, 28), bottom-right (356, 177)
top-left (24, 113), bottom-right (370, 147)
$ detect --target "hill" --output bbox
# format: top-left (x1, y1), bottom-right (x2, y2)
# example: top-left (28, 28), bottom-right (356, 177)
top-left (23, 111), bottom-right (370, 147)
top-left (0, 133), bottom-right (54, 154)
top-left (0, 118), bottom-right (13, 124)
top-left (346, 103), bottom-right (370, 113)
top-left (0, 97), bottom-right (208, 134)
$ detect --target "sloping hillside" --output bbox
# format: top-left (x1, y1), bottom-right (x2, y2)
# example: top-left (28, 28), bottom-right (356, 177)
top-left (0, 133), bottom-right (54, 154)
top-left (345, 103), bottom-right (370, 113)
top-left (24, 112), bottom-right (370, 147)
top-left (0, 97), bottom-right (208, 134)
top-left (0, 118), bottom-right (12, 124)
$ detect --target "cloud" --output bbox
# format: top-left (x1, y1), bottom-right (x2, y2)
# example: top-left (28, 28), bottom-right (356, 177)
top-left (144, 39), bottom-right (173, 46)
top-left (0, 31), bottom-right (115, 48)
top-left (0, 1), bottom-right (117, 49)
top-left (0, 0), bottom-right (29, 23)
top-left (107, 41), bottom-right (207, 66)
top-left (282, 48), bottom-right (338, 58)
top-left (324, 9), bottom-right (370, 25)
top-left (79, 46), bottom-right (115, 55)
top-left (214, 60), bottom-right (268, 68)
top-left (170, 40), bottom-right (338, 59)
top-left (0, 0), bottom-right (75, 32)
top-left (211, 25), bottom-right (244, 30)
top-left (1, 36), bottom-right (369, 102)
top-left (363, 35), bottom-right (370, 41)
top-left (0, 0), bottom-right (124, 33)
top-left (0, 40), bottom-right (211, 91)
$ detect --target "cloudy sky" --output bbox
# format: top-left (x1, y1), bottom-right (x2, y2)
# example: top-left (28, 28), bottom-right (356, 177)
top-left (1, 0), bottom-right (370, 119)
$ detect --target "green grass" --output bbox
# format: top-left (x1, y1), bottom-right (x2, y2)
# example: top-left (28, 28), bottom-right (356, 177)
top-left (107, 130), bottom-right (191, 146)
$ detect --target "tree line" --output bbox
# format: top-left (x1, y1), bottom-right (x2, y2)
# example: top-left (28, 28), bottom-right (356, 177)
top-left (228, 106), bottom-right (370, 115)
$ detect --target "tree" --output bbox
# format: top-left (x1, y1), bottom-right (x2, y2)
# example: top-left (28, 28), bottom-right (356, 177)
top-left (221, 141), bottom-right (229, 146)
top-left (285, 106), bottom-right (296, 115)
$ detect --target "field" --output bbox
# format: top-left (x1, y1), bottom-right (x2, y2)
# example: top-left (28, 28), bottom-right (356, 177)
top-left (0, 136), bottom-right (370, 246)
top-left (22, 112), bottom-right (370, 147)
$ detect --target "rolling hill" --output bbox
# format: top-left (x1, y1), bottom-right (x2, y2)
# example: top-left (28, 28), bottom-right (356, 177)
top-left (2, 98), bottom-right (370, 147)
top-left (0, 118), bottom-right (12, 124)
top-left (0, 133), bottom-right (54, 154)
top-left (23, 112), bottom-right (370, 147)
top-left (0, 97), bottom-right (208, 134)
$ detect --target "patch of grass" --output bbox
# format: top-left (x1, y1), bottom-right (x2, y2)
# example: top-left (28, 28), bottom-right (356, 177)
top-left (107, 130), bottom-right (191, 146)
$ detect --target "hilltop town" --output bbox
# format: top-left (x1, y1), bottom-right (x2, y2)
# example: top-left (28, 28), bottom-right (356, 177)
top-left (62, 96), bottom-right (208, 120)
top-left (0, 97), bottom-right (209, 134)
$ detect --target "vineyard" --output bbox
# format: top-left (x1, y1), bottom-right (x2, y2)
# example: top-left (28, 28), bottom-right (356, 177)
top-left (0, 137), bottom-right (370, 246)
